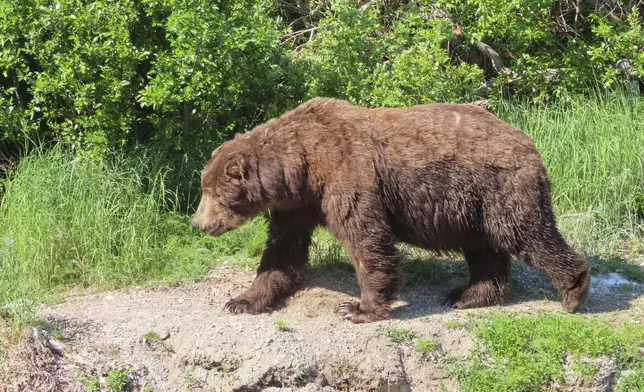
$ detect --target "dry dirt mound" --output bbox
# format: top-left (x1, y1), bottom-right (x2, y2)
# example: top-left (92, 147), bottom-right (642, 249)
top-left (4, 265), bottom-right (642, 392)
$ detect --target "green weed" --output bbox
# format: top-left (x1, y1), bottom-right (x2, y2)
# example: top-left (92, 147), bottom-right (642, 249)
top-left (82, 375), bottom-right (100, 392)
top-left (386, 328), bottom-right (415, 343)
top-left (106, 369), bottom-right (129, 392)
top-left (445, 320), bottom-right (466, 329)
top-left (414, 339), bottom-right (439, 355)
top-left (571, 359), bottom-right (600, 379)
top-left (454, 313), bottom-right (644, 392)
top-left (331, 359), bottom-right (358, 383)
top-left (143, 331), bottom-right (162, 342)
top-left (274, 319), bottom-right (291, 332)
top-left (184, 373), bottom-right (202, 389)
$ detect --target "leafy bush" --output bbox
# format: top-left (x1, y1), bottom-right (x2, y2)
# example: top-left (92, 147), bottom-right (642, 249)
top-left (284, 0), bottom-right (644, 102)
top-left (2, 0), bottom-right (643, 160)
top-left (436, 0), bottom-right (644, 99)
top-left (0, 0), bottom-right (298, 156)
top-left (297, 0), bottom-right (485, 106)
top-left (137, 0), bottom-right (302, 149)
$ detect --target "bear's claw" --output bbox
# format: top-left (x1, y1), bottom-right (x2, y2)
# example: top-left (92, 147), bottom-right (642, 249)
top-left (441, 298), bottom-right (461, 309)
top-left (442, 286), bottom-right (466, 308)
top-left (223, 298), bottom-right (251, 314)
top-left (336, 300), bottom-right (388, 323)
top-left (336, 300), bottom-right (360, 318)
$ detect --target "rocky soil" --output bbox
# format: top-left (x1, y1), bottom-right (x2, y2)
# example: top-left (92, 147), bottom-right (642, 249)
top-left (2, 261), bottom-right (643, 392)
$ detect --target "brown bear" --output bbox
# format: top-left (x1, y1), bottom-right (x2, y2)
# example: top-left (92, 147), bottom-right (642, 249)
top-left (192, 98), bottom-right (590, 323)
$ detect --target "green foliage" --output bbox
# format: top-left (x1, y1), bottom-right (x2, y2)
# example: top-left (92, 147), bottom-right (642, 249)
top-left (571, 359), bottom-right (600, 379)
top-left (496, 91), bottom-right (644, 253)
top-left (414, 338), bottom-right (438, 355)
top-left (0, 0), bottom-right (149, 155)
top-left (455, 313), bottom-right (644, 392)
top-left (0, 148), bottom-right (267, 327)
top-left (588, 8), bottom-right (644, 87)
top-left (137, 0), bottom-right (300, 147)
top-left (274, 319), bottom-right (291, 332)
top-left (298, 0), bottom-right (485, 106)
top-left (386, 327), bottom-right (415, 343)
top-left (439, 0), bottom-right (644, 100)
top-left (2, 0), bottom-right (643, 163)
top-left (0, 0), bottom-right (297, 156)
top-left (106, 369), bottom-right (130, 392)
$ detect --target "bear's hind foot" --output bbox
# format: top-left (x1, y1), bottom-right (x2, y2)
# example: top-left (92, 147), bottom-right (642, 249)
top-left (443, 280), bottom-right (510, 310)
top-left (336, 300), bottom-right (388, 324)
top-left (560, 268), bottom-right (590, 313)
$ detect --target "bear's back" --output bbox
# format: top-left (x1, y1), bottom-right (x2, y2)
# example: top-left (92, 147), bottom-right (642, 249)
top-left (280, 98), bottom-right (543, 172)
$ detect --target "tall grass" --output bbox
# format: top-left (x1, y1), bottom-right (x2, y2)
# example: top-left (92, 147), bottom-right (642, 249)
top-left (0, 148), bottom-right (267, 326)
top-left (496, 92), bottom-right (644, 254)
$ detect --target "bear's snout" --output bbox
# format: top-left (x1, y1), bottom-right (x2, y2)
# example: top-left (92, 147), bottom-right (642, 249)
top-left (191, 219), bottom-right (201, 230)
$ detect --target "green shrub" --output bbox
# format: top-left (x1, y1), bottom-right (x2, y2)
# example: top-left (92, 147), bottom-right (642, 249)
top-left (0, 0), bottom-right (297, 156)
top-left (288, 0), bottom-right (644, 103)
top-left (438, 0), bottom-right (644, 100)
top-left (456, 313), bottom-right (644, 392)
top-left (2, 0), bottom-right (643, 159)
top-left (298, 0), bottom-right (485, 106)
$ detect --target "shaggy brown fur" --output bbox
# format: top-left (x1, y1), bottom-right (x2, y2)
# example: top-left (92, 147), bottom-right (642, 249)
top-left (192, 98), bottom-right (590, 323)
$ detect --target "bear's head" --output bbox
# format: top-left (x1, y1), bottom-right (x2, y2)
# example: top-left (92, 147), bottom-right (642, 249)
top-left (191, 136), bottom-right (263, 237)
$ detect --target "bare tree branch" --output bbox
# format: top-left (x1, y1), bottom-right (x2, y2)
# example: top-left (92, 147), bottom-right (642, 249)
top-left (472, 41), bottom-right (513, 75)
top-left (283, 26), bottom-right (320, 42)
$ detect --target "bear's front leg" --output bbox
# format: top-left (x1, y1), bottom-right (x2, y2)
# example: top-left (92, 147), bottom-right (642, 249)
top-left (335, 239), bottom-right (403, 324)
top-left (224, 208), bottom-right (317, 315)
top-left (325, 191), bottom-right (403, 324)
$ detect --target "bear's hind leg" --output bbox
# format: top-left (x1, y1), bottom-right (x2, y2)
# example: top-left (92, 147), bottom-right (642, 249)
top-left (517, 231), bottom-right (590, 313)
top-left (444, 247), bottom-right (511, 309)
top-left (224, 208), bottom-right (317, 315)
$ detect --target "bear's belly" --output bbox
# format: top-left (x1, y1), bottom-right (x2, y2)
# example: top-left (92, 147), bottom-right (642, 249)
top-left (382, 161), bottom-right (488, 251)
top-left (390, 216), bottom-right (488, 251)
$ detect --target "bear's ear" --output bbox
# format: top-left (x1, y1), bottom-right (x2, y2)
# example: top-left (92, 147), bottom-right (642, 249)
top-left (224, 154), bottom-right (249, 180)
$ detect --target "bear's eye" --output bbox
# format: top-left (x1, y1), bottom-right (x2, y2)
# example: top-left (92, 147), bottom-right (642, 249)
top-left (220, 184), bottom-right (246, 207)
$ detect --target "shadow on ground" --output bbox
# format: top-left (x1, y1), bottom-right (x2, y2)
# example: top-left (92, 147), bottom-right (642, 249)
top-left (296, 253), bottom-right (644, 321)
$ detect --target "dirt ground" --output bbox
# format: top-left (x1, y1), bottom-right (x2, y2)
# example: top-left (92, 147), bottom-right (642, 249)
top-left (2, 261), bottom-right (643, 392)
